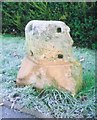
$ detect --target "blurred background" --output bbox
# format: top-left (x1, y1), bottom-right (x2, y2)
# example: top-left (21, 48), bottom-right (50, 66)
top-left (2, 2), bottom-right (97, 49)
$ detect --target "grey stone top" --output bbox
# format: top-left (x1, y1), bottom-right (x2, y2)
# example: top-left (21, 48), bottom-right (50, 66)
top-left (25, 20), bottom-right (74, 61)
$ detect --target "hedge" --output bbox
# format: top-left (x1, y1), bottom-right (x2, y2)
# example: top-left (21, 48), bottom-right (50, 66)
top-left (2, 2), bottom-right (97, 49)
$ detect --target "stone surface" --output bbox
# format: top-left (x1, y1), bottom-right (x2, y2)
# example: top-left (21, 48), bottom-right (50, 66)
top-left (25, 20), bottom-right (74, 62)
top-left (16, 20), bottom-right (82, 95)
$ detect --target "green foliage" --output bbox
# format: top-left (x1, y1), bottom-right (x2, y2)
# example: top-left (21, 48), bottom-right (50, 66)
top-left (2, 2), bottom-right (97, 49)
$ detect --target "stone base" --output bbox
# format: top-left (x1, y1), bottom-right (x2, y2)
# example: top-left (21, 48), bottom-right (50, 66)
top-left (16, 56), bottom-right (82, 95)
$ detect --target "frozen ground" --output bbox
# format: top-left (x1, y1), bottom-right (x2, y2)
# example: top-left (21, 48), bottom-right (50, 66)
top-left (2, 105), bottom-right (35, 118)
top-left (0, 34), bottom-right (96, 118)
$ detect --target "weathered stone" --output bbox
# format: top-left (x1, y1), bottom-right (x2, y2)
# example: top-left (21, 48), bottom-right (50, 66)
top-left (16, 20), bottom-right (82, 95)
top-left (25, 20), bottom-right (74, 62)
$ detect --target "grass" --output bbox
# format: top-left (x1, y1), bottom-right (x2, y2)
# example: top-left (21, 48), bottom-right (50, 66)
top-left (1, 34), bottom-right (95, 118)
